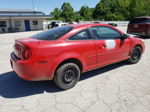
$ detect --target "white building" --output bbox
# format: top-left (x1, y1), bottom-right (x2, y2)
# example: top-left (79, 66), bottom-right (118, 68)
top-left (0, 9), bottom-right (52, 33)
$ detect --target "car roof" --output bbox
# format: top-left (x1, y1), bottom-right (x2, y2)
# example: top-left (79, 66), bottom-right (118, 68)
top-left (59, 23), bottom-right (124, 40)
top-left (70, 23), bottom-right (110, 29)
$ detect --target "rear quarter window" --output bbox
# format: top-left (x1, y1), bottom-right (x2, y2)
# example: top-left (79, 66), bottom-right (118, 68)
top-left (31, 26), bottom-right (73, 40)
top-left (129, 18), bottom-right (150, 24)
top-left (69, 30), bottom-right (92, 40)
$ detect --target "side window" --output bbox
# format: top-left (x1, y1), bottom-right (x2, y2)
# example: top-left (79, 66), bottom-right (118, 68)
top-left (15, 20), bottom-right (21, 27)
top-left (91, 26), bottom-right (122, 39)
top-left (33, 20), bottom-right (38, 26)
top-left (91, 27), bottom-right (101, 39)
top-left (69, 30), bottom-right (91, 40)
top-left (0, 21), bottom-right (7, 27)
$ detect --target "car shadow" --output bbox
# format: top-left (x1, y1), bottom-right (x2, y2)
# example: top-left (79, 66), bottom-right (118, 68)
top-left (0, 71), bottom-right (62, 98)
top-left (80, 62), bottom-right (125, 81)
top-left (0, 62), bottom-right (125, 98)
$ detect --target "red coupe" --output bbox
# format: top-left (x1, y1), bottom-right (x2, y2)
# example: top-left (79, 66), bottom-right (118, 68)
top-left (10, 24), bottom-right (145, 89)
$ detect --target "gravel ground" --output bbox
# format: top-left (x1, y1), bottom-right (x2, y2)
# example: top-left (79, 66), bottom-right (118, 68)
top-left (0, 27), bottom-right (150, 112)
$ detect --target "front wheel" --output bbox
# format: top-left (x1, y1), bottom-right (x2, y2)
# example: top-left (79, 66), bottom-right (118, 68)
top-left (54, 63), bottom-right (80, 90)
top-left (127, 46), bottom-right (142, 64)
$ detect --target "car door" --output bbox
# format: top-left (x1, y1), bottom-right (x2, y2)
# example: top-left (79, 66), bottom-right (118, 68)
top-left (90, 26), bottom-right (131, 67)
top-left (67, 29), bottom-right (97, 71)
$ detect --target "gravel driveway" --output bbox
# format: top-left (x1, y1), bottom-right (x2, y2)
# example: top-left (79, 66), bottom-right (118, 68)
top-left (0, 27), bottom-right (150, 112)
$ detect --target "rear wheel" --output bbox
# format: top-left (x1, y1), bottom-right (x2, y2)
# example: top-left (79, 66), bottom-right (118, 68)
top-left (127, 46), bottom-right (142, 64)
top-left (54, 63), bottom-right (80, 90)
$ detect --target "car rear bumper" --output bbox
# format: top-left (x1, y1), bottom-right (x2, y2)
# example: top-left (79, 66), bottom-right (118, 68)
top-left (10, 53), bottom-right (53, 81)
top-left (127, 30), bottom-right (150, 36)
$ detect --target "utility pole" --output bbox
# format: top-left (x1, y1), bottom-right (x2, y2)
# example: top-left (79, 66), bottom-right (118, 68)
top-left (32, 0), bottom-right (36, 11)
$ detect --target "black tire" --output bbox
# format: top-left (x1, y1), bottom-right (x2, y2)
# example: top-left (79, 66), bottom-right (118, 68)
top-left (54, 63), bottom-right (80, 90)
top-left (127, 46), bottom-right (142, 64)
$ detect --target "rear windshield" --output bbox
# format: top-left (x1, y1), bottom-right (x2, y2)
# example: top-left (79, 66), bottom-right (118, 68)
top-left (31, 26), bottom-right (73, 40)
top-left (129, 18), bottom-right (150, 24)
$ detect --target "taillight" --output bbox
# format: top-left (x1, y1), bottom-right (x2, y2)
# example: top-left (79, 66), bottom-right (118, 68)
top-left (14, 41), bottom-right (32, 60)
top-left (22, 48), bottom-right (32, 60)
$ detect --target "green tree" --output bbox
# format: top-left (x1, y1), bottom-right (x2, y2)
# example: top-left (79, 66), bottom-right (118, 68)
top-left (93, 0), bottom-right (108, 20)
top-left (50, 8), bottom-right (61, 20)
top-left (61, 2), bottom-right (75, 22)
top-left (79, 5), bottom-right (93, 20)
top-left (93, 0), bottom-right (150, 21)
top-left (74, 11), bottom-right (81, 23)
top-left (129, 0), bottom-right (149, 19)
top-left (109, 0), bottom-right (131, 20)
top-left (50, 0), bottom-right (150, 21)
top-left (145, 0), bottom-right (150, 16)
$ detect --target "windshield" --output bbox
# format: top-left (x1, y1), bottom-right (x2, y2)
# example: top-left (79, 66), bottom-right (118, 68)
top-left (129, 18), bottom-right (150, 24)
top-left (31, 26), bottom-right (73, 40)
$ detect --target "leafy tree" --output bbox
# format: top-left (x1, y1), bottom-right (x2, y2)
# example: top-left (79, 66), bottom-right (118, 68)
top-left (50, 8), bottom-right (61, 20)
top-left (129, 0), bottom-right (149, 19)
top-left (112, 0), bottom-right (130, 20)
top-left (50, 0), bottom-right (150, 21)
top-left (93, 0), bottom-right (108, 20)
top-left (79, 5), bottom-right (93, 20)
top-left (61, 2), bottom-right (75, 22)
top-left (74, 11), bottom-right (81, 23)
top-left (93, 0), bottom-right (150, 20)
top-left (144, 0), bottom-right (150, 16)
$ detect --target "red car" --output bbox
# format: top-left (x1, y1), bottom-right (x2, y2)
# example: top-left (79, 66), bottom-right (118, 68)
top-left (10, 24), bottom-right (145, 89)
top-left (127, 16), bottom-right (150, 36)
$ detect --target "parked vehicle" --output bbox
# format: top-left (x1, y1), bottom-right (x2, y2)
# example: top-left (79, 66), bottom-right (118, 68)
top-left (69, 22), bottom-right (78, 24)
top-left (48, 21), bottom-right (67, 29)
top-left (127, 17), bottom-right (150, 36)
top-left (55, 22), bottom-right (67, 27)
top-left (10, 24), bottom-right (145, 90)
top-left (108, 23), bottom-right (117, 27)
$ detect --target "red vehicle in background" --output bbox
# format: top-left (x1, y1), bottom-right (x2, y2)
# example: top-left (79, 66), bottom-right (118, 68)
top-left (10, 24), bottom-right (145, 89)
top-left (127, 16), bottom-right (150, 37)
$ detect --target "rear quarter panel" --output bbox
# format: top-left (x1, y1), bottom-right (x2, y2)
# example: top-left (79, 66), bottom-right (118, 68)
top-left (36, 41), bottom-right (90, 79)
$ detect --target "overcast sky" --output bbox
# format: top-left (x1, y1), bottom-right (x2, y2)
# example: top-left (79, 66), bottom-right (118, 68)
top-left (0, 0), bottom-right (100, 14)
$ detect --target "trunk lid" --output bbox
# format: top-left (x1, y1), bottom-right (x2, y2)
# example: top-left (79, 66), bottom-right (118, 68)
top-left (128, 24), bottom-right (149, 32)
top-left (14, 38), bottom-right (39, 60)
top-left (14, 38), bottom-right (57, 60)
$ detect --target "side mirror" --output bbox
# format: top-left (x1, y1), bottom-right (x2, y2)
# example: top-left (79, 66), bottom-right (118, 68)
top-left (121, 34), bottom-right (128, 40)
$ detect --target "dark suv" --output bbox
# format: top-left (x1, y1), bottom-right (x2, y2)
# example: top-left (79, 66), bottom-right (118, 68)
top-left (127, 17), bottom-right (150, 36)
